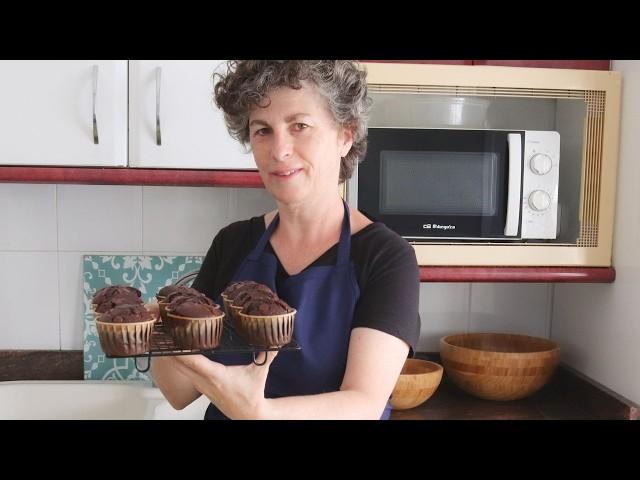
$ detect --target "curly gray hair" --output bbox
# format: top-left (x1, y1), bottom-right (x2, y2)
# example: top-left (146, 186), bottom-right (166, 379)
top-left (213, 60), bottom-right (372, 183)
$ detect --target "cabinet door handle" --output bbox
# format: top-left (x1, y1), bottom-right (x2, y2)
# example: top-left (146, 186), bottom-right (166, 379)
top-left (92, 65), bottom-right (99, 144)
top-left (155, 66), bottom-right (162, 146)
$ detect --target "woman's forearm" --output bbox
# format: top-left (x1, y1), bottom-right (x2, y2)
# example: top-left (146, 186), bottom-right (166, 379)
top-left (260, 389), bottom-right (387, 420)
top-left (151, 356), bottom-right (202, 410)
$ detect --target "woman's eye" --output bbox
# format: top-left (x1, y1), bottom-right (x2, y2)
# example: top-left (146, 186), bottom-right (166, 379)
top-left (294, 123), bottom-right (308, 130)
top-left (254, 128), bottom-right (270, 136)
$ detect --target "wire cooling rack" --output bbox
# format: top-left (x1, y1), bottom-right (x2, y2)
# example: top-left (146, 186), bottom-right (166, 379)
top-left (105, 318), bottom-right (301, 372)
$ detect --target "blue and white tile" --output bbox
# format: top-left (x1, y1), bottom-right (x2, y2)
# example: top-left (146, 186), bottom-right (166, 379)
top-left (0, 252), bottom-right (59, 349)
top-left (82, 255), bottom-right (204, 381)
top-left (0, 183), bottom-right (57, 251)
top-left (57, 185), bottom-right (143, 252)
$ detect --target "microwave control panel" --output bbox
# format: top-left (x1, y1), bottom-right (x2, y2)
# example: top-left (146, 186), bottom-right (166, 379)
top-left (521, 131), bottom-right (560, 239)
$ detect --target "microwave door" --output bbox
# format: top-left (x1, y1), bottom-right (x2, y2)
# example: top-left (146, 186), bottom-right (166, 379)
top-left (357, 128), bottom-right (516, 240)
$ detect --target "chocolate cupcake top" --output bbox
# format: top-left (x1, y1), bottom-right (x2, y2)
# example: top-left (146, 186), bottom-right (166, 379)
top-left (93, 285), bottom-right (141, 306)
top-left (164, 286), bottom-right (204, 303)
top-left (170, 301), bottom-right (223, 318)
top-left (95, 295), bottom-right (143, 313)
top-left (242, 297), bottom-right (294, 316)
top-left (222, 281), bottom-right (251, 297)
top-left (168, 294), bottom-right (219, 310)
top-left (234, 290), bottom-right (277, 308)
top-left (98, 304), bottom-right (153, 324)
top-left (226, 282), bottom-right (274, 301)
top-left (157, 284), bottom-right (183, 298)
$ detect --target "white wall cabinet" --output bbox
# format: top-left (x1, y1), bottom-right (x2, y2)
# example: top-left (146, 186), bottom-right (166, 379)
top-left (128, 60), bottom-right (256, 170)
top-left (0, 61), bottom-right (127, 167)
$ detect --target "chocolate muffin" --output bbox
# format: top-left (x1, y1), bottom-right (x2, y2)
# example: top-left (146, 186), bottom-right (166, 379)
top-left (238, 296), bottom-right (296, 348)
top-left (222, 281), bottom-right (276, 326)
top-left (226, 282), bottom-right (273, 302)
top-left (158, 286), bottom-right (205, 323)
top-left (94, 294), bottom-right (143, 314)
top-left (242, 297), bottom-right (293, 316)
top-left (168, 294), bottom-right (219, 309)
top-left (164, 286), bottom-right (204, 302)
top-left (95, 304), bottom-right (156, 357)
top-left (156, 284), bottom-right (183, 302)
top-left (93, 285), bottom-right (141, 306)
top-left (92, 285), bottom-right (142, 318)
top-left (165, 298), bottom-right (225, 350)
top-left (99, 304), bottom-right (152, 323)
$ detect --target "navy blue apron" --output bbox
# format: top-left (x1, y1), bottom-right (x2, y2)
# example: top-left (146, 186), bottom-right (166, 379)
top-left (204, 200), bottom-right (392, 420)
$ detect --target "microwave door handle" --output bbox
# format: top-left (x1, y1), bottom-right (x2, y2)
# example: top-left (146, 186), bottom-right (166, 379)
top-left (504, 133), bottom-right (522, 236)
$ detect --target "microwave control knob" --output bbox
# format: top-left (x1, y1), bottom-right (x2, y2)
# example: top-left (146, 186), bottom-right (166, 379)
top-left (528, 190), bottom-right (552, 212)
top-left (529, 153), bottom-right (553, 175)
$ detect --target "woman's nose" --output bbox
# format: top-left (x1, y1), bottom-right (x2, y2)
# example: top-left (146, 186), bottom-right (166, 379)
top-left (271, 130), bottom-right (294, 161)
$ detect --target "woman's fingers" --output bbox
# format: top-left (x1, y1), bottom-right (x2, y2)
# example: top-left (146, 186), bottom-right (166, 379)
top-left (252, 350), bottom-right (279, 375)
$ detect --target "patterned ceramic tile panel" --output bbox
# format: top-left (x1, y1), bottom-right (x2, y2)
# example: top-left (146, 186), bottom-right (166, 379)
top-left (83, 255), bottom-right (203, 382)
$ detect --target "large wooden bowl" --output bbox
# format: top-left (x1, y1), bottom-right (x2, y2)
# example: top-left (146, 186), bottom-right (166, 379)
top-left (390, 359), bottom-right (443, 410)
top-left (440, 333), bottom-right (560, 401)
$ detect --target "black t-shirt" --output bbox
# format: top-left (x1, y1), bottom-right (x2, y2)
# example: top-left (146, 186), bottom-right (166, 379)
top-left (192, 216), bottom-right (421, 353)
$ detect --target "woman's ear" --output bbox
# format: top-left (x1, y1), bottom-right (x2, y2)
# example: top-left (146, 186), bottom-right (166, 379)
top-left (338, 126), bottom-right (354, 158)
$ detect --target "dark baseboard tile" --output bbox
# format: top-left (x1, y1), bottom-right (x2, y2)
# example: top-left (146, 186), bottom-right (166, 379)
top-left (0, 350), bottom-right (83, 382)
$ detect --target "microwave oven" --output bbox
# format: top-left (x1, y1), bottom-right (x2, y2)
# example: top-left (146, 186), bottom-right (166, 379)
top-left (347, 128), bottom-right (560, 241)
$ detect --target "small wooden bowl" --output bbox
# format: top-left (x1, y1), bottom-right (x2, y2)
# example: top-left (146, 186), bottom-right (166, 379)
top-left (390, 359), bottom-right (443, 410)
top-left (440, 333), bottom-right (560, 401)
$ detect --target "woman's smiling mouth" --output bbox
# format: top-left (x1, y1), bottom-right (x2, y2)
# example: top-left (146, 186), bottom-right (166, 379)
top-left (271, 168), bottom-right (302, 179)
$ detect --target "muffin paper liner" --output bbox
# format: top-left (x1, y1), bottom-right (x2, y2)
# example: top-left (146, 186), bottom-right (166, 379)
top-left (157, 298), bottom-right (169, 324)
top-left (164, 311), bottom-right (225, 350)
top-left (95, 318), bottom-right (157, 356)
top-left (238, 309), bottom-right (296, 348)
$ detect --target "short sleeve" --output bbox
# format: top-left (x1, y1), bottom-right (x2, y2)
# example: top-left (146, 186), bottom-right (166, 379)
top-left (351, 229), bottom-right (421, 355)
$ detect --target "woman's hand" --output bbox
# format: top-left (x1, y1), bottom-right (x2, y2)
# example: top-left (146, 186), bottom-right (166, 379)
top-left (171, 351), bottom-right (278, 419)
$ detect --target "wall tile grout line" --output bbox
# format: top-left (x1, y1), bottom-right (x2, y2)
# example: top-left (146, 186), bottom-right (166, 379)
top-left (55, 184), bottom-right (62, 351)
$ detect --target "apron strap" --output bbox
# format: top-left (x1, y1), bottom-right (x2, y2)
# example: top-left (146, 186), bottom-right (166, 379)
top-left (336, 200), bottom-right (352, 266)
top-left (248, 199), bottom-right (352, 266)
top-left (248, 213), bottom-right (280, 261)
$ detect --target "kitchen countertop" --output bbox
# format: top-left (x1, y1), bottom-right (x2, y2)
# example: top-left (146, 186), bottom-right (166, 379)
top-left (390, 353), bottom-right (639, 420)
top-left (1, 350), bottom-right (637, 420)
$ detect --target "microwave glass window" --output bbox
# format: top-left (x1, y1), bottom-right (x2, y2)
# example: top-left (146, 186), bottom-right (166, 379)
top-left (379, 150), bottom-right (499, 215)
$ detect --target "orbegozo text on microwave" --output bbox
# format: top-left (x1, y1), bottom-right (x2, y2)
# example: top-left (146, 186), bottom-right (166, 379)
top-left (347, 128), bottom-right (560, 241)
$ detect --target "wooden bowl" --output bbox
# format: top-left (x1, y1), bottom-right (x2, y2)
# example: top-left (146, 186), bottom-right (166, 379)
top-left (440, 333), bottom-right (560, 401)
top-left (390, 359), bottom-right (443, 410)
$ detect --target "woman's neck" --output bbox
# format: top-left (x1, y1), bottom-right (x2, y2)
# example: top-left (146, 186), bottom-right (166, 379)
top-left (273, 194), bottom-right (345, 245)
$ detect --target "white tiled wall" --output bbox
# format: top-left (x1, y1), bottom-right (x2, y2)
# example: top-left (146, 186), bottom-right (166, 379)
top-left (0, 182), bottom-right (552, 352)
top-left (551, 61), bottom-right (640, 405)
top-left (0, 184), bottom-right (276, 350)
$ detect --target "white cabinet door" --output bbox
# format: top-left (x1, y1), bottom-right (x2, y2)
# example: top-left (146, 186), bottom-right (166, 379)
top-left (0, 60), bottom-right (127, 167)
top-left (129, 60), bottom-right (256, 170)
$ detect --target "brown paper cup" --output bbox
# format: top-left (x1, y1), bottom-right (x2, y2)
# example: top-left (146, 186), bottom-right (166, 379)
top-left (229, 305), bottom-right (244, 329)
top-left (238, 309), bottom-right (296, 348)
top-left (165, 311), bottom-right (225, 350)
top-left (95, 318), bottom-right (157, 356)
top-left (91, 303), bottom-right (101, 321)
top-left (157, 300), bottom-right (170, 324)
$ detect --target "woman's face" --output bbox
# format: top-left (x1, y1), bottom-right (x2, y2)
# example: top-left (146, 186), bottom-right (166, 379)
top-left (248, 82), bottom-right (353, 207)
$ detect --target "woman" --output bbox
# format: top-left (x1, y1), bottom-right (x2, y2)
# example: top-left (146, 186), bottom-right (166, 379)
top-left (152, 60), bottom-right (421, 419)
